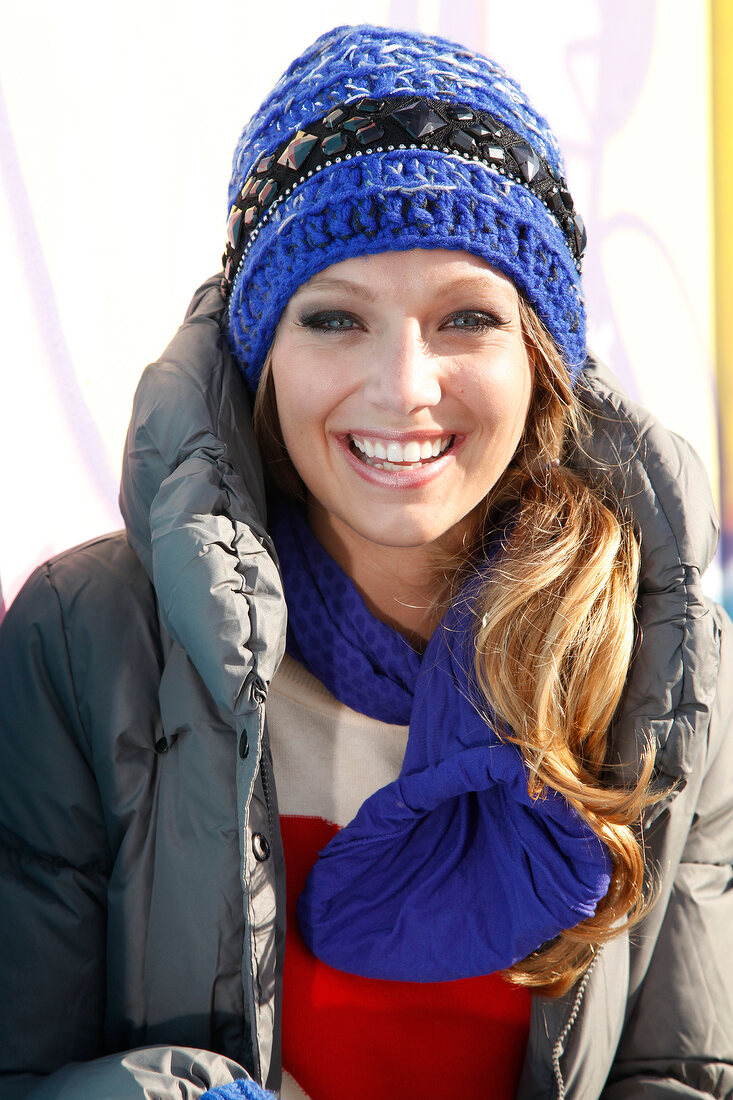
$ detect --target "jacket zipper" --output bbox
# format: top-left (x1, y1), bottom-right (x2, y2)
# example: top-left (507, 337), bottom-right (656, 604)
top-left (251, 674), bottom-right (275, 840)
top-left (241, 674), bottom-right (273, 1084)
top-left (550, 951), bottom-right (600, 1099)
top-left (260, 728), bottom-right (275, 841)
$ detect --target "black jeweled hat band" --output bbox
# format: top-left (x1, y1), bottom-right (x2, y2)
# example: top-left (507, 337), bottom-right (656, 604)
top-left (221, 95), bottom-right (587, 299)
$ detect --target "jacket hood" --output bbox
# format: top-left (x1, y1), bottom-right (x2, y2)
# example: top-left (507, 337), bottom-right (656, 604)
top-left (119, 274), bottom-right (287, 718)
top-left (572, 359), bottom-right (720, 797)
top-left (119, 276), bottom-right (720, 792)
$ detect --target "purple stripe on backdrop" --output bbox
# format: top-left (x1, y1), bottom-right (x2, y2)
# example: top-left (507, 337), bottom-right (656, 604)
top-left (0, 80), bottom-right (118, 509)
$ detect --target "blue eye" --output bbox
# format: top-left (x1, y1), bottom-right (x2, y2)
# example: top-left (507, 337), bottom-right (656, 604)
top-left (299, 310), bottom-right (360, 332)
top-left (443, 311), bottom-right (503, 332)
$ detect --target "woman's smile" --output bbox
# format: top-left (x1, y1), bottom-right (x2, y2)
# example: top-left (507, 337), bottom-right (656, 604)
top-left (347, 432), bottom-right (455, 468)
top-left (270, 248), bottom-right (533, 568)
top-left (340, 431), bottom-right (459, 487)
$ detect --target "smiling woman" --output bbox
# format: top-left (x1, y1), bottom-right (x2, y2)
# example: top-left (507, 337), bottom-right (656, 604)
top-left (264, 251), bottom-right (533, 639)
top-left (1, 21), bottom-right (733, 1100)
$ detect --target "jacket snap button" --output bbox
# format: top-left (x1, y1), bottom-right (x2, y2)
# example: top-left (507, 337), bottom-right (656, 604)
top-left (252, 833), bottom-right (270, 862)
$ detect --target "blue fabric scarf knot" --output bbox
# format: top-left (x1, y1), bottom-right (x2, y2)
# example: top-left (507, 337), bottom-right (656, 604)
top-left (270, 500), bottom-right (611, 982)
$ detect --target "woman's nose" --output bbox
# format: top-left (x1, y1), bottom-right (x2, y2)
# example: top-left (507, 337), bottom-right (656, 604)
top-left (363, 324), bottom-right (442, 415)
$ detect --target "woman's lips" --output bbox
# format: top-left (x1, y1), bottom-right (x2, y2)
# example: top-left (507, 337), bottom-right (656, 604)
top-left (349, 433), bottom-right (454, 469)
top-left (336, 432), bottom-right (461, 486)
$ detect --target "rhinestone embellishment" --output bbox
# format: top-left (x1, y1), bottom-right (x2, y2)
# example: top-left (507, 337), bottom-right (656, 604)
top-left (278, 130), bottom-right (318, 170)
top-left (226, 207), bottom-right (242, 248)
top-left (324, 108), bottom-right (347, 129)
top-left (222, 94), bottom-right (586, 298)
top-left (392, 102), bottom-right (446, 139)
top-left (343, 115), bottom-right (372, 132)
top-left (573, 213), bottom-right (587, 257)
top-left (321, 131), bottom-right (347, 156)
top-left (356, 98), bottom-right (383, 113)
top-left (355, 122), bottom-right (384, 145)
top-left (258, 178), bottom-right (278, 206)
top-left (445, 104), bottom-right (474, 122)
top-left (254, 153), bottom-right (275, 175)
top-left (512, 141), bottom-right (542, 183)
top-left (450, 129), bottom-right (475, 154)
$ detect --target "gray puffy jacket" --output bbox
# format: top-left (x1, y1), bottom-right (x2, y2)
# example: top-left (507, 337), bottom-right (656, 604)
top-left (1, 275), bottom-right (732, 1100)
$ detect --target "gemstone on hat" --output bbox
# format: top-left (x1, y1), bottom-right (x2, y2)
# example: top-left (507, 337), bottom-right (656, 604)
top-left (511, 141), bottom-right (542, 183)
top-left (343, 115), bottom-right (371, 132)
top-left (278, 130), bottom-right (318, 170)
top-left (258, 178), bottom-right (278, 207)
top-left (226, 207), bottom-right (243, 248)
top-left (321, 131), bottom-right (347, 156)
top-left (548, 162), bottom-right (564, 185)
top-left (241, 175), bottom-right (265, 200)
top-left (573, 213), bottom-right (587, 256)
top-left (355, 122), bottom-right (384, 145)
top-left (445, 104), bottom-right (474, 122)
top-left (392, 102), bottom-right (446, 139)
top-left (242, 174), bottom-right (265, 201)
top-left (449, 129), bottom-right (475, 154)
top-left (486, 145), bottom-right (504, 162)
top-left (481, 114), bottom-right (504, 138)
top-left (548, 188), bottom-right (565, 216)
top-left (356, 98), bottom-right (383, 113)
top-left (243, 205), bottom-right (258, 227)
top-left (324, 108), bottom-right (348, 129)
top-left (224, 257), bottom-right (233, 282)
top-left (254, 153), bottom-right (275, 175)
top-left (466, 121), bottom-right (492, 140)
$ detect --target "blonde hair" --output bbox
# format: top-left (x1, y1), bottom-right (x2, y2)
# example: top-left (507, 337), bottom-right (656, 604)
top-left (253, 298), bottom-right (655, 997)
top-left (460, 299), bottom-right (654, 995)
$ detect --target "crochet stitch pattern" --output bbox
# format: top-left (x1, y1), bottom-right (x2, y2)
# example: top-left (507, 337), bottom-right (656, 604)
top-left (221, 96), bottom-right (587, 296)
top-left (226, 24), bottom-right (587, 390)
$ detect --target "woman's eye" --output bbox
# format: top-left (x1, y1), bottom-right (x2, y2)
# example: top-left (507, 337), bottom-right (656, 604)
top-left (298, 311), bottom-right (361, 332)
top-left (443, 311), bottom-right (504, 332)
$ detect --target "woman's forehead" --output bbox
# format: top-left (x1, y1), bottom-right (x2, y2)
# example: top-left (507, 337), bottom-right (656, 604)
top-left (289, 249), bottom-right (519, 303)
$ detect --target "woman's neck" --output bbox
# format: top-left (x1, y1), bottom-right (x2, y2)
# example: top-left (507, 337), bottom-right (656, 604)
top-left (306, 500), bottom-right (445, 647)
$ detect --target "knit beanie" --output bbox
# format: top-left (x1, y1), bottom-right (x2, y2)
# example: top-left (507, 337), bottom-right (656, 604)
top-left (223, 24), bottom-right (587, 391)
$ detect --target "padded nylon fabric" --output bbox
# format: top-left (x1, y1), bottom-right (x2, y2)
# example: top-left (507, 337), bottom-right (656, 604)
top-left (119, 278), bottom-right (287, 715)
top-left (2, 275), bottom-right (733, 1099)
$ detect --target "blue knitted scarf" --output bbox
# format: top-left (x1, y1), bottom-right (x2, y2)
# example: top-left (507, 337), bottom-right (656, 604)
top-left (270, 499), bottom-right (611, 982)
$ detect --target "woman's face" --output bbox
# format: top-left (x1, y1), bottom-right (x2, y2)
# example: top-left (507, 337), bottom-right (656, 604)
top-left (270, 248), bottom-right (533, 561)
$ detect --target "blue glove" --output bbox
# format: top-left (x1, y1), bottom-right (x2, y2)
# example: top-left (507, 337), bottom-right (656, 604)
top-left (200, 1079), bottom-right (277, 1099)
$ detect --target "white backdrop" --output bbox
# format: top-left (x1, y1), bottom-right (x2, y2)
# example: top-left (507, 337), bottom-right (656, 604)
top-left (0, 0), bottom-right (716, 613)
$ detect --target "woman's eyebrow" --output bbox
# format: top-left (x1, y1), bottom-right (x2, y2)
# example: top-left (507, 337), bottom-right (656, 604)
top-left (435, 275), bottom-right (511, 299)
top-left (296, 276), bottom-right (376, 301)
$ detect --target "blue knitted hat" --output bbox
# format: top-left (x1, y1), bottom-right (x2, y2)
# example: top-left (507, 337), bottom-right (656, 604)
top-left (224, 24), bottom-right (587, 390)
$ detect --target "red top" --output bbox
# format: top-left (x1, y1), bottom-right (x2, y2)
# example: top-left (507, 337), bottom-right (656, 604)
top-left (280, 814), bottom-right (532, 1100)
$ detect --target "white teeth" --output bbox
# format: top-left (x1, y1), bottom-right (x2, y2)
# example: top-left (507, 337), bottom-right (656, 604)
top-left (349, 434), bottom-right (454, 469)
